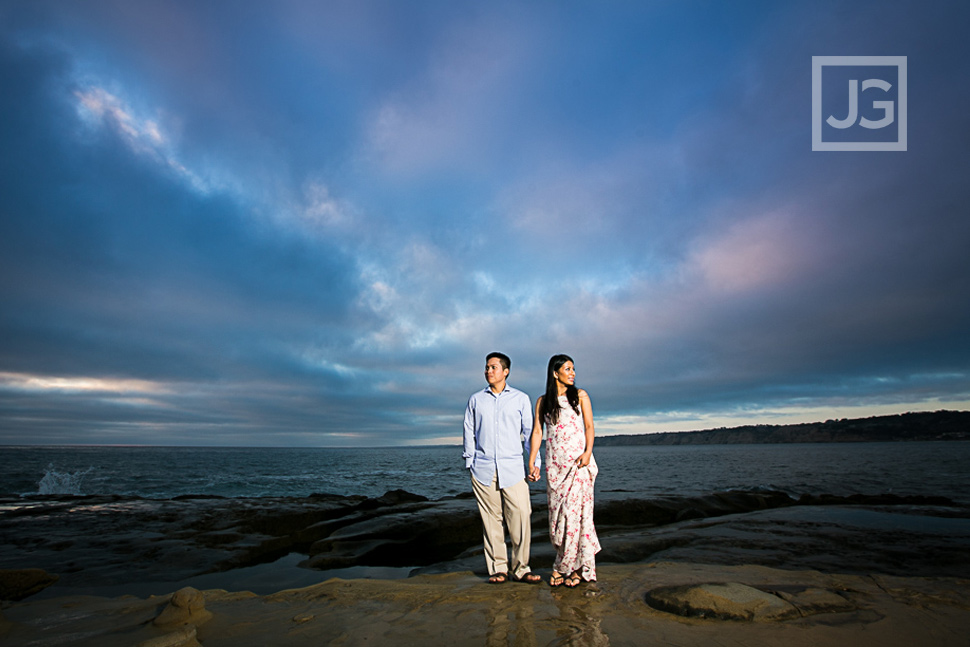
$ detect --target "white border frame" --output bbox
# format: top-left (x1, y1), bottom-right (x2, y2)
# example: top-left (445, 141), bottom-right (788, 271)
top-left (812, 56), bottom-right (907, 151)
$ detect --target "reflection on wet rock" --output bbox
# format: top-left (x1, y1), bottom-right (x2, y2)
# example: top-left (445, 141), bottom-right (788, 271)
top-left (1, 488), bottom-right (968, 597)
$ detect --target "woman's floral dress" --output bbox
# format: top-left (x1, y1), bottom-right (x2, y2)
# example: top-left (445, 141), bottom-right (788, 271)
top-left (544, 395), bottom-right (600, 581)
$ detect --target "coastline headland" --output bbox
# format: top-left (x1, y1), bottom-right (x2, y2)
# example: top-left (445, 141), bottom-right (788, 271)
top-left (597, 410), bottom-right (970, 446)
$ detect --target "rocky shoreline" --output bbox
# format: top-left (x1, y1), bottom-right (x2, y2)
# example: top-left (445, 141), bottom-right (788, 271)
top-left (2, 489), bottom-right (969, 645)
top-left (2, 488), bottom-right (969, 592)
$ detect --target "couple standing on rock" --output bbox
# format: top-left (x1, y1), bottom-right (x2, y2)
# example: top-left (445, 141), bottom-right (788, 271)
top-left (462, 352), bottom-right (600, 588)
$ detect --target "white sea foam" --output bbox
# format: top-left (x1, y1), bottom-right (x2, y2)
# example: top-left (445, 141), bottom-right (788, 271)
top-left (37, 464), bottom-right (93, 495)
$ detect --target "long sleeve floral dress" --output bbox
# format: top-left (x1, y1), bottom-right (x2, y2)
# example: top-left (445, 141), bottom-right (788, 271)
top-left (544, 395), bottom-right (600, 581)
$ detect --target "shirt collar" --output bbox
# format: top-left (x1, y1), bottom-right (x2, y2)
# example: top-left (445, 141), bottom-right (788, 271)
top-left (484, 384), bottom-right (511, 396)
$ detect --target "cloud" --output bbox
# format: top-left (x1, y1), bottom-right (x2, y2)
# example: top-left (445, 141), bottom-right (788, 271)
top-left (0, 371), bottom-right (169, 396)
top-left (1, 1), bottom-right (969, 446)
top-left (688, 210), bottom-right (817, 294)
top-left (362, 9), bottom-right (533, 178)
top-left (73, 84), bottom-right (208, 192)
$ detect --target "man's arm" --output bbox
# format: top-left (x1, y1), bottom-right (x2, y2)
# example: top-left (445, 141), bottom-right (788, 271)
top-left (527, 396), bottom-right (543, 481)
top-left (521, 393), bottom-right (538, 469)
top-left (462, 395), bottom-right (476, 469)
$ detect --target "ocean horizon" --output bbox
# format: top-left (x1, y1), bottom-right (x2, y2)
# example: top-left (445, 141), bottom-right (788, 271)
top-left (3, 441), bottom-right (968, 504)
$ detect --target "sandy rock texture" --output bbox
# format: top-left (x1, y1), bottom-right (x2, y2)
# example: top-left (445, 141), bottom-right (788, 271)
top-left (153, 586), bottom-right (212, 628)
top-left (2, 562), bottom-right (968, 647)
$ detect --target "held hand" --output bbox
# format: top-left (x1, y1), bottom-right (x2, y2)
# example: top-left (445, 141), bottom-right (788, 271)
top-left (529, 465), bottom-right (541, 482)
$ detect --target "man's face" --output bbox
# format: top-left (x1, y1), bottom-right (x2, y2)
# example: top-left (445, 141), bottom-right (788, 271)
top-left (485, 358), bottom-right (509, 388)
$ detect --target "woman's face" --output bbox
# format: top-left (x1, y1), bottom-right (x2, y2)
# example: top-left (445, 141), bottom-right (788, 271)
top-left (554, 361), bottom-right (575, 387)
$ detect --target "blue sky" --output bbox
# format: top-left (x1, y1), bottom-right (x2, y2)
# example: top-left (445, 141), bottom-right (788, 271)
top-left (1, 0), bottom-right (968, 446)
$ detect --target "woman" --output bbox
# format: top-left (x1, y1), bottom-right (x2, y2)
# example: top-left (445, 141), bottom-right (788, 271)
top-left (528, 354), bottom-right (601, 587)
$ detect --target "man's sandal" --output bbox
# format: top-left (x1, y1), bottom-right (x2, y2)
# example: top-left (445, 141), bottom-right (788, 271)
top-left (549, 572), bottom-right (564, 587)
top-left (488, 572), bottom-right (509, 584)
top-left (512, 572), bottom-right (542, 584)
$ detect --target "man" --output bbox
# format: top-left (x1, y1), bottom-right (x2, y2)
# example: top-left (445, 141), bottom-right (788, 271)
top-left (463, 352), bottom-right (542, 584)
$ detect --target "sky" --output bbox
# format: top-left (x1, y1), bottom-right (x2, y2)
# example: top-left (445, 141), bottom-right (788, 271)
top-left (1, 0), bottom-right (968, 447)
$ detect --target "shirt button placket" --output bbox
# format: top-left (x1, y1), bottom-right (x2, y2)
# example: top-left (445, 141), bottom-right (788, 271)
top-left (493, 393), bottom-right (500, 475)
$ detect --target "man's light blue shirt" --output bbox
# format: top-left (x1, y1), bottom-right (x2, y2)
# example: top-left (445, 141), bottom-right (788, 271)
top-left (463, 384), bottom-right (537, 489)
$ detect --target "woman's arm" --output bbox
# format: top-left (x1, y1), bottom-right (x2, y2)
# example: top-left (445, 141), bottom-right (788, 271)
top-left (577, 389), bottom-right (595, 468)
top-left (528, 396), bottom-right (544, 481)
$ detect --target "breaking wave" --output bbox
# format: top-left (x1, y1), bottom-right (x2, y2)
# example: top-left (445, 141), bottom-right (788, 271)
top-left (37, 464), bottom-right (94, 496)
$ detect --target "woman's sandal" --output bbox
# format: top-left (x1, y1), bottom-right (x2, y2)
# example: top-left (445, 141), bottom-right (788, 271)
top-left (564, 572), bottom-right (583, 588)
top-left (488, 572), bottom-right (509, 584)
top-left (549, 572), bottom-right (564, 587)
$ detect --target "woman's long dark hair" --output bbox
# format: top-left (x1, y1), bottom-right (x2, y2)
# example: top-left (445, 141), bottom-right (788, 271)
top-left (540, 354), bottom-right (580, 426)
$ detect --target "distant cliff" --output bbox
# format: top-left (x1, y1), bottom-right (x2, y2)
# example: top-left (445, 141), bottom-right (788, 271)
top-left (596, 410), bottom-right (970, 446)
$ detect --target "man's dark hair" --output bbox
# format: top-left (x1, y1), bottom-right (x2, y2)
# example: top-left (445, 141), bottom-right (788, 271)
top-left (486, 352), bottom-right (511, 371)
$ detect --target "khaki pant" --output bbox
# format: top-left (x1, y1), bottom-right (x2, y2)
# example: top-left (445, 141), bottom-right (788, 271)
top-left (470, 472), bottom-right (532, 579)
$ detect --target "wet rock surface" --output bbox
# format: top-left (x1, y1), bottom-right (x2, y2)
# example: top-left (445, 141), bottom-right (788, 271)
top-left (0, 569), bottom-right (59, 601)
top-left (1, 488), bottom-right (968, 597)
top-left (646, 581), bottom-right (801, 620)
top-left (644, 580), bottom-right (859, 621)
top-left (135, 625), bottom-right (200, 647)
top-left (3, 562), bottom-right (969, 647)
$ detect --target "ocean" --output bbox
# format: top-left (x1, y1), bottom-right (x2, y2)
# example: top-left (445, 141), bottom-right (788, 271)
top-left (2, 441), bottom-right (969, 504)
